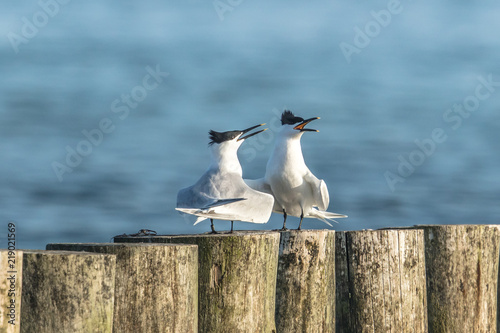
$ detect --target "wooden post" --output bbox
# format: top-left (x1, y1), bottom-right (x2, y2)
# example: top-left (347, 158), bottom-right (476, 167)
top-left (46, 243), bottom-right (198, 333)
top-left (115, 231), bottom-right (280, 333)
top-left (275, 230), bottom-right (335, 333)
top-left (20, 250), bottom-right (116, 333)
top-left (1, 249), bottom-right (23, 333)
top-left (335, 229), bottom-right (427, 333)
top-left (421, 225), bottom-right (500, 333)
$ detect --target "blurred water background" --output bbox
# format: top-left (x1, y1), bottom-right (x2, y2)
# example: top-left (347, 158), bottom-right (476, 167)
top-left (1, 0), bottom-right (499, 249)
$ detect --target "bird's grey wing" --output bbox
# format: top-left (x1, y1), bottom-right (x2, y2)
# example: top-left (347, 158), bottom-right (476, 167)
top-left (304, 173), bottom-right (330, 211)
top-left (175, 198), bottom-right (247, 224)
top-left (245, 178), bottom-right (282, 213)
top-left (318, 179), bottom-right (330, 211)
top-left (176, 185), bottom-right (210, 209)
top-left (177, 184), bottom-right (246, 211)
top-left (176, 169), bottom-right (224, 209)
top-left (200, 198), bottom-right (246, 210)
top-left (244, 178), bottom-right (273, 195)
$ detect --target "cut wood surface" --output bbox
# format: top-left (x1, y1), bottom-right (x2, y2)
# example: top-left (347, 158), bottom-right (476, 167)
top-left (20, 250), bottom-right (115, 333)
top-left (115, 231), bottom-right (280, 333)
top-left (275, 229), bottom-right (335, 333)
top-left (47, 243), bottom-right (198, 333)
top-left (421, 225), bottom-right (500, 333)
top-left (12, 224), bottom-right (498, 332)
top-left (336, 229), bottom-right (427, 333)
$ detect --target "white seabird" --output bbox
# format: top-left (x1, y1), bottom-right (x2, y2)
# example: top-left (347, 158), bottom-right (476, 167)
top-left (246, 110), bottom-right (347, 230)
top-left (176, 124), bottom-right (274, 233)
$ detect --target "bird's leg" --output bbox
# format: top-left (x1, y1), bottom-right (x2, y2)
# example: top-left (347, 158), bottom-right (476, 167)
top-left (280, 209), bottom-right (288, 231)
top-left (230, 221), bottom-right (234, 233)
top-left (297, 211), bottom-right (304, 230)
top-left (210, 219), bottom-right (217, 234)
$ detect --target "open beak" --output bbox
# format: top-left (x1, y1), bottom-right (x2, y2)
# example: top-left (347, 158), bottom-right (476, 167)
top-left (293, 117), bottom-right (320, 132)
top-left (238, 123), bottom-right (267, 141)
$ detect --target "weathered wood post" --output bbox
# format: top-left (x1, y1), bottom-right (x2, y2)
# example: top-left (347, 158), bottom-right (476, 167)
top-left (421, 225), bottom-right (500, 333)
top-left (115, 231), bottom-right (280, 333)
top-left (46, 243), bottom-right (198, 333)
top-left (275, 230), bottom-right (335, 333)
top-left (1, 249), bottom-right (23, 333)
top-left (20, 250), bottom-right (116, 333)
top-left (335, 229), bottom-right (427, 333)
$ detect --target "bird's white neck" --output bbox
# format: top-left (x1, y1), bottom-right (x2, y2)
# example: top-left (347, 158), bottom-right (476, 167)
top-left (269, 133), bottom-right (307, 170)
top-left (209, 143), bottom-right (243, 175)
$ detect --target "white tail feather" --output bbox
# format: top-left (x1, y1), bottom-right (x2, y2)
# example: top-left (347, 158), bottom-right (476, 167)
top-left (307, 208), bottom-right (348, 226)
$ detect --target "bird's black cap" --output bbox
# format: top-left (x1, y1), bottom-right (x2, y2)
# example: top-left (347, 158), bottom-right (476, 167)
top-left (281, 110), bottom-right (304, 125)
top-left (208, 124), bottom-right (266, 145)
top-left (208, 130), bottom-right (241, 145)
top-left (281, 110), bottom-right (320, 132)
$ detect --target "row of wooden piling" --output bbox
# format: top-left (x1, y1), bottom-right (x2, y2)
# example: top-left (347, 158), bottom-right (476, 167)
top-left (1, 224), bottom-right (499, 332)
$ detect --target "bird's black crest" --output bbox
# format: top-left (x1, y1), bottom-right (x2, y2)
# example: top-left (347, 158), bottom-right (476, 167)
top-left (281, 110), bottom-right (304, 125)
top-left (208, 130), bottom-right (241, 145)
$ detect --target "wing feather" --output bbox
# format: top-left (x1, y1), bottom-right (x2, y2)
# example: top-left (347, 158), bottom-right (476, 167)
top-left (304, 173), bottom-right (329, 211)
top-left (318, 179), bottom-right (330, 211)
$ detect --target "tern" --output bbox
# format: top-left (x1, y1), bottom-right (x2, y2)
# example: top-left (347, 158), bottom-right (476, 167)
top-left (176, 124), bottom-right (275, 233)
top-left (246, 110), bottom-right (347, 230)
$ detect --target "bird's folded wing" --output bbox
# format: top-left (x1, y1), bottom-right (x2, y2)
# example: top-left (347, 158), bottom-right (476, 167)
top-left (176, 199), bottom-right (273, 224)
top-left (304, 173), bottom-right (330, 211)
top-left (201, 198), bottom-right (247, 210)
top-left (176, 198), bottom-right (247, 214)
top-left (176, 198), bottom-right (247, 225)
top-left (318, 179), bottom-right (330, 211)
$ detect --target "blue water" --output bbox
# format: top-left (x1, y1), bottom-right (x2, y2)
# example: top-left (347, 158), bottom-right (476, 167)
top-left (1, 0), bottom-right (500, 249)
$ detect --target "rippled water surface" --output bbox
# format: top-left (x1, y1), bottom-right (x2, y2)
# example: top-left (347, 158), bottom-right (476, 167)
top-left (1, 1), bottom-right (500, 249)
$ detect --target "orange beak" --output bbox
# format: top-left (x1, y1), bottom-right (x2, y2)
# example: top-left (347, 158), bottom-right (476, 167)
top-left (293, 117), bottom-right (320, 132)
